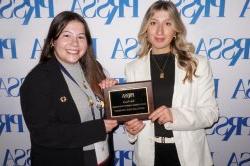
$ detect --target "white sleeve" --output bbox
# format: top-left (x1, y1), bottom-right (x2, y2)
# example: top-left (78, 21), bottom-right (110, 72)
top-left (164, 57), bottom-right (219, 131)
top-left (124, 63), bottom-right (139, 143)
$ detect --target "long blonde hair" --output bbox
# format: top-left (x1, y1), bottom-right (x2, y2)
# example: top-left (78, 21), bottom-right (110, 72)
top-left (138, 1), bottom-right (197, 82)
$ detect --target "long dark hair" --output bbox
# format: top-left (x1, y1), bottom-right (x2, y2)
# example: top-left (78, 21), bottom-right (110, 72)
top-left (40, 11), bottom-right (106, 99)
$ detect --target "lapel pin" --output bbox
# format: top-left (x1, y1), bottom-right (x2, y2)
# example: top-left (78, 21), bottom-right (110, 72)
top-left (60, 96), bottom-right (67, 102)
top-left (100, 101), bottom-right (104, 109)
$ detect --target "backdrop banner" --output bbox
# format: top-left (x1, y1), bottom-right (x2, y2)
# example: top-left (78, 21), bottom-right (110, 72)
top-left (0, 0), bottom-right (249, 165)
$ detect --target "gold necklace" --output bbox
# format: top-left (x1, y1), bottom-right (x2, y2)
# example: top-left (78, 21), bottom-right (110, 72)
top-left (152, 55), bottom-right (170, 79)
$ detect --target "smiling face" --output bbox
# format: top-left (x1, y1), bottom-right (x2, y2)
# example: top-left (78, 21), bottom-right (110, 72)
top-left (147, 10), bottom-right (176, 54)
top-left (53, 20), bottom-right (87, 64)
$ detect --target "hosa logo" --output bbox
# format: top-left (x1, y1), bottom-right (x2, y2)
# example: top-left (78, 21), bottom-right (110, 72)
top-left (92, 37), bottom-right (138, 60)
top-left (174, 0), bottom-right (250, 24)
top-left (0, 38), bottom-right (17, 59)
top-left (195, 38), bottom-right (250, 66)
top-left (3, 148), bottom-right (31, 166)
top-left (174, 0), bottom-right (226, 24)
top-left (207, 116), bottom-right (250, 141)
top-left (0, 0), bottom-right (138, 25)
top-left (110, 37), bottom-right (138, 59)
top-left (114, 150), bottom-right (135, 166)
top-left (213, 79), bottom-right (250, 99)
top-left (0, 38), bottom-right (44, 59)
top-left (0, 77), bottom-right (24, 97)
top-left (0, 114), bottom-right (25, 135)
top-left (227, 152), bottom-right (250, 166)
top-left (0, 0), bottom-right (54, 25)
top-left (232, 79), bottom-right (250, 99)
top-left (211, 151), bottom-right (250, 165)
top-left (71, 0), bottom-right (139, 24)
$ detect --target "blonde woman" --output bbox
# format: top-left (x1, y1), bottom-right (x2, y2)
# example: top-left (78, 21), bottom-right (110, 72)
top-left (124, 1), bottom-right (219, 166)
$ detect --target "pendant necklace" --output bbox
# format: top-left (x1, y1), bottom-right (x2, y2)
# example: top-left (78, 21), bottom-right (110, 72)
top-left (152, 55), bottom-right (170, 79)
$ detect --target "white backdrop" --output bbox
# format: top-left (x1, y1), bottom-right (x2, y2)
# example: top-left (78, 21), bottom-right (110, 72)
top-left (0, 0), bottom-right (250, 165)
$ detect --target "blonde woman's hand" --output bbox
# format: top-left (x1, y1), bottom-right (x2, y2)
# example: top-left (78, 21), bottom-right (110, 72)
top-left (104, 119), bottom-right (118, 133)
top-left (99, 78), bottom-right (118, 89)
top-left (124, 118), bottom-right (145, 135)
top-left (148, 105), bottom-right (173, 125)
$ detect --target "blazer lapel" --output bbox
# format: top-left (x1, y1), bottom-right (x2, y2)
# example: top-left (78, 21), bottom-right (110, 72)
top-left (136, 52), bottom-right (151, 81)
top-left (46, 57), bottom-right (81, 122)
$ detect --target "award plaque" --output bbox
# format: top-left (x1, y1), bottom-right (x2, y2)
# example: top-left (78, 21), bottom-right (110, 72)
top-left (104, 81), bottom-right (154, 123)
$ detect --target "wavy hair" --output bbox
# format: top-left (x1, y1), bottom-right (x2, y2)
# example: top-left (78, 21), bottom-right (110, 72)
top-left (40, 11), bottom-right (106, 99)
top-left (138, 1), bottom-right (197, 82)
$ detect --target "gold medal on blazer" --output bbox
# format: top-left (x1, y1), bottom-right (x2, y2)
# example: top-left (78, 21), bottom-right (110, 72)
top-left (59, 96), bottom-right (67, 103)
top-left (100, 101), bottom-right (104, 109)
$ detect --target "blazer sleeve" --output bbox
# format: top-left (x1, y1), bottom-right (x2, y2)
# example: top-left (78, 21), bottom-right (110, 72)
top-left (124, 63), bottom-right (139, 143)
top-left (20, 66), bottom-right (106, 149)
top-left (164, 56), bottom-right (219, 131)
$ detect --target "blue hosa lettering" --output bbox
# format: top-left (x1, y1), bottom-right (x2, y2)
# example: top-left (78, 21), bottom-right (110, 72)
top-left (207, 116), bottom-right (250, 141)
top-left (0, 114), bottom-right (24, 135)
top-left (0, 77), bottom-right (24, 97)
top-left (214, 79), bottom-right (219, 98)
top-left (228, 152), bottom-right (250, 166)
top-left (31, 38), bottom-right (43, 59)
top-left (3, 149), bottom-right (31, 166)
top-left (232, 79), bottom-right (250, 99)
top-left (196, 38), bottom-right (250, 66)
top-left (240, 0), bottom-right (250, 17)
top-left (0, 0), bottom-right (54, 25)
top-left (111, 38), bottom-right (138, 59)
top-left (0, 38), bottom-right (17, 59)
top-left (114, 150), bottom-right (135, 166)
top-left (71, 0), bottom-right (138, 24)
top-left (175, 0), bottom-right (225, 24)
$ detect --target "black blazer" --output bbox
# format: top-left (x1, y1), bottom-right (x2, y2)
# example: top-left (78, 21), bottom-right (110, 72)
top-left (20, 57), bottom-right (107, 166)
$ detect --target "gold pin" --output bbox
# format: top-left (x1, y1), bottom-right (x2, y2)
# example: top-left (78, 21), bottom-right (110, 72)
top-left (100, 101), bottom-right (104, 109)
top-left (89, 98), bottom-right (94, 106)
top-left (160, 72), bottom-right (164, 79)
top-left (60, 96), bottom-right (67, 102)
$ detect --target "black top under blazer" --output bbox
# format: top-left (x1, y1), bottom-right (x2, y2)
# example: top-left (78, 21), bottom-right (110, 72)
top-left (20, 57), bottom-right (107, 166)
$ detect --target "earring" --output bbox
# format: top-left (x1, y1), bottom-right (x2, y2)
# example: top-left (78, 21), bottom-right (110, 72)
top-left (50, 42), bottom-right (54, 48)
top-left (173, 36), bottom-right (176, 40)
top-left (50, 44), bottom-right (53, 48)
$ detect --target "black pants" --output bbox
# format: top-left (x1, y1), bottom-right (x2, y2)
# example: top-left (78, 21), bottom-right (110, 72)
top-left (154, 143), bottom-right (181, 166)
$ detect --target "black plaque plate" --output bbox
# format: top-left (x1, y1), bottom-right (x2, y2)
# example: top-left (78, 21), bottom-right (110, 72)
top-left (104, 81), bottom-right (154, 123)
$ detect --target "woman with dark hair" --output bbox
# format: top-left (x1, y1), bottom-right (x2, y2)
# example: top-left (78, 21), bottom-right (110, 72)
top-left (124, 1), bottom-right (219, 166)
top-left (20, 11), bottom-right (118, 166)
